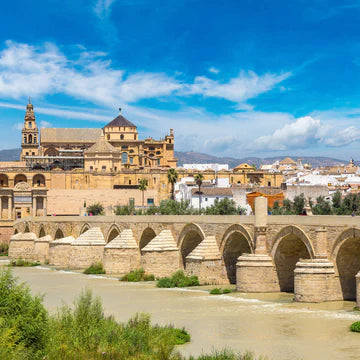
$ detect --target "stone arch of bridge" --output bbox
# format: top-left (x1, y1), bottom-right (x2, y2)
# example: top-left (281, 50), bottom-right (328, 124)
top-left (139, 227), bottom-right (156, 250)
top-left (271, 225), bottom-right (314, 293)
top-left (80, 223), bottom-right (91, 236)
top-left (178, 223), bottom-right (206, 268)
top-left (106, 224), bottom-right (121, 243)
top-left (38, 225), bottom-right (46, 238)
top-left (54, 228), bottom-right (65, 240)
top-left (24, 223), bottom-right (30, 233)
top-left (332, 227), bottom-right (360, 300)
top-left (220, 224), bottom-right (254, 284)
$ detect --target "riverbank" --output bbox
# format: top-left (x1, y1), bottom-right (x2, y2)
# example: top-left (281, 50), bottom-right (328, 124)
top-left (11, 266), bottom-right (360, 360)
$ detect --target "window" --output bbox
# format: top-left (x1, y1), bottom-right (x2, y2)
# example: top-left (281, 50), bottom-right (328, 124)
top-left (32, 152), bottom-right (35, 155)
top-left (24, 136), bottom-right (27, 143)
top-left (28, 134), bottom-right (32, 143)
top-left (153, 177), bottom-right (156, 184)
top-left (26, 152), bottom-right (29, 155)
top-left (114, 167), bottom-right (117, 171)
top-left (157, 159), bottom-right (160, 165)
top-left (102, 165), bottom-right (106, 172)
top-left (205, 198), bottom-right (208, 201)
top-left (90, 166), bottom-right (93, 171)
top-left (134, 134), bottom-right (136, 140)
top-left (34, 137), bottom-right (37, 143)
top-left (28, 122), bottom-right (32, 128)
top-left (130, 157), bottom-right (133, 164)
top-left (147, 198), bottom-right (154, 205)
top-left (268, 181), bottom-right (271, 186)
top-left (122, 145), bottom-right (128, 149)
top-left (129, 180), bottom-right (132, 185)
top-left (120, 134), bottom-right (124, 140)
top-left (149, 146), bottom-right (155, 151)
top-left (156, 151), bottom-right (161, 155)
top-left (122, 152), bottom-right (128, 163)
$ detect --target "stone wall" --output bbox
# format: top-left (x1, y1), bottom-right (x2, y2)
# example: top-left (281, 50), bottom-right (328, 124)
top-left (141, 250), bottom-right (180, 278)
top-left (103, 248), bottom-right (140, 275)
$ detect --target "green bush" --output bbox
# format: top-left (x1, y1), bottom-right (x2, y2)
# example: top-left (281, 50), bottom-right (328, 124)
top-left (222, 288), bottom-right (232, 294)
top-left (9, 259), bottom-right (40, 267)
top-left (210, 288), bottom-right (222, 295)
top-left (350, 321), bottom-right (360, 332)
top-left (157, 277), bottom-right (176, 288)
top-left (157, 270), bottom-right (200, 288)
top-left (0, 269), bottom-right (49, 359)
top-left (120, 268), bottom-right (155, 282)
top-left (83, 262), bottom-right (106, 275)
top-left (0, 243), bottom-right (8, 256)
top-left (190, 349), bottom-right (262, 360)
top-left (86, 202), bottom-right (104, 216)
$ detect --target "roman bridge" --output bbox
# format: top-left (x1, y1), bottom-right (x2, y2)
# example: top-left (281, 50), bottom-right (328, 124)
top-left (9, 197), bottom-right (360, 305)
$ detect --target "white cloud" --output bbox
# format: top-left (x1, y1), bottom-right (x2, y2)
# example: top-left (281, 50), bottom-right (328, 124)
top-left (93, 0), bottom-right (116, 19)
top-left (323, 126), bottom-right (360, 147)
top-left (39, 120), bottom-right (52, 128)
top-left (12, 122), bottom-right (23, 131)
top-left (0, 41), bottom-right (291, 111)
top-left (183, 70), bottom-right (291, 106)
top-left (208, 67), bottom-right (220, 74)
top-left (254, 116), bottom-right (324, 151)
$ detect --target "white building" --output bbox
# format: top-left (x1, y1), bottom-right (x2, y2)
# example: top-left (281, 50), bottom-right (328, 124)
top-left (183, 163), bottom-right (229, 171)
top-left (191, 187), bottom-right (233, 210)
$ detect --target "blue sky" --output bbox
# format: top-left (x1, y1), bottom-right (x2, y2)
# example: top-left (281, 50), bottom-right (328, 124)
top-left (0, 0), bottom-right (360, 159)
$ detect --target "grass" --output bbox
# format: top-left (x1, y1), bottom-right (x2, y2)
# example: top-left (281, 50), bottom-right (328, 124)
top-left (120, 268), bottom-right (155, 282)
top-left (210, 288), bottom-right (232, 295)
top-left (83, 262), bottom-right (106, 275)
top-left (9, 259), bottom-right (40, 267)
top-left (0, 244), bottom-right (8, 257)
top-left (157, 270), bottom-right (200, 288)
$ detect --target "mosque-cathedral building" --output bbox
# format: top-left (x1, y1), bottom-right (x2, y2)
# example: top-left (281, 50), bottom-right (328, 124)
top-left (0, 102), bottom-right (283, 220)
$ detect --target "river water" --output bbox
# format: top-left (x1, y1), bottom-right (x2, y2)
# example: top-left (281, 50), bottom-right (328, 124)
top-left (10, 267), bottom-right (360, 360)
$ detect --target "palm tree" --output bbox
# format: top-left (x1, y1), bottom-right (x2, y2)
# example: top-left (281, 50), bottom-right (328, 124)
top-left (194, 173), bottom-right (204, 211)
top-left (139, 179), bottom-right (148, 209)
top-left (167, 168), bottom-right (178, 200)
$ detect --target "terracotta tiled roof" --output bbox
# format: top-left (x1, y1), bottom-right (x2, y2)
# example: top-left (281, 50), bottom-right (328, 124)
top-left (104, 115), bottom-right (136, 128)
top-left (41, 128), bottom-right (102, 143)
top-left (191, 187), bottom-right (233, 196)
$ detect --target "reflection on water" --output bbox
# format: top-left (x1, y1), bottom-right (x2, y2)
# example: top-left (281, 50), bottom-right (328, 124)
top-left (11, 267), bottom-right (360, 360)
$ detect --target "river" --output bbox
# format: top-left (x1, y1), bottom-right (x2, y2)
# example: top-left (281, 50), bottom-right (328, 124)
top-left (9, 266), bottom-right (360, 360)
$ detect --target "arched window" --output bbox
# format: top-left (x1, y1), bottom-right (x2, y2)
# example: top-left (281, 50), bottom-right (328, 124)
top-left (28, 122), bottom-right (32, 128)
top-left (24, 136), bottom-right (27, 144)
top-left (122, 152), bottom-right (128, 163)
top-left (28, 134), bottom-right (33, 143)
top-left (120, 134), bottom-right (124, 140)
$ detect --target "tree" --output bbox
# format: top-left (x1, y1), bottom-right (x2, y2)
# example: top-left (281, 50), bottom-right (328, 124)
top-left (86, 202), bottom-right (104, 216)
top-left (138, 179), bottom-right (148, 209)
top-left (312, 196), bottom-right (332, 215)
top-left (282, 199), bottom-right (294, 214)
top-left (194, 173), bottom-right (204, 211)
top-left (332, 191), bottom-right (342, 214)
top-left (167, 168), bottom-right (178, 200)
top-left (293, 193), bottom-right (306, 215)
top-left (204, 197), bottom-right (238, 215)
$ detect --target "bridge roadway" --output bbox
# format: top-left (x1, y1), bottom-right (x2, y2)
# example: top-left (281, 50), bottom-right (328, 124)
top-left (10, 197), bottom-right (360, 304)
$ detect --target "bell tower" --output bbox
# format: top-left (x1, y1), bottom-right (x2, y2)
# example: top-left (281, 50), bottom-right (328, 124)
top-left (20, 99), bottom-right (39, 161)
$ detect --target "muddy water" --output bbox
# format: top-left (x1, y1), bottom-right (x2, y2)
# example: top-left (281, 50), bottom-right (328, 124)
top-left (11, 267), bottom-right (360, 360)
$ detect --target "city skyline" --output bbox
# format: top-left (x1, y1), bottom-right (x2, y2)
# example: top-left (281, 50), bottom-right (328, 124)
top-left (0, 0), bottom-right (360, 159)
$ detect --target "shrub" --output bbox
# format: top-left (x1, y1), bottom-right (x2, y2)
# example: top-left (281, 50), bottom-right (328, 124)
top-left (120, 268), bottom-right (155, 282)
top-left (0, 243), bottom-right (8, 256)
top-left (222, 288), bottom-right (232, 294)
top-left (157, 270), bottom-right (200, 288)
top-left (157, 277), bottom-right (176, 288)
top-left (86, 202), bottom-right (104, 216)
top-left (9, 259), bottom-right (40, 267)
top-left (210, 288), bottom-right (222, 295)
top-left (0, 269), bottom-right (49, 359)
top-left (83, 262), bottom-right (106, 275)
top-left (350, 321), bottom-right (360, 332)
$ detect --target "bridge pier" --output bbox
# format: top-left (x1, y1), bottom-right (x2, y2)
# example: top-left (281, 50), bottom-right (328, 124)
top-left (294, 228), bottom-right (342, 302)
top-left (236, 197), bottom-right (280, 292)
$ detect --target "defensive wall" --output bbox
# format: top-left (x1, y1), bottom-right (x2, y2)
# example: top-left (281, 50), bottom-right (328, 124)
top-left (9, 197), bottom-right (360, 305)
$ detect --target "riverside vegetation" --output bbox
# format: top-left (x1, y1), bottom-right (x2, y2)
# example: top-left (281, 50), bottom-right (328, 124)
top-left (120, 268), bottom-right (155, 282)
top-left (83, 262), bottom-right (106, 275)
top-left (157, 270), bottom-right (200, 288)
top-left (0, 268), bottom-right (269, 360)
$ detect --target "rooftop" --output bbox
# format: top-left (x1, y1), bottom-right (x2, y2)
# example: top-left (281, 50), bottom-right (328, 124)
top-left (104, 114), bottom-right (136, 128)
